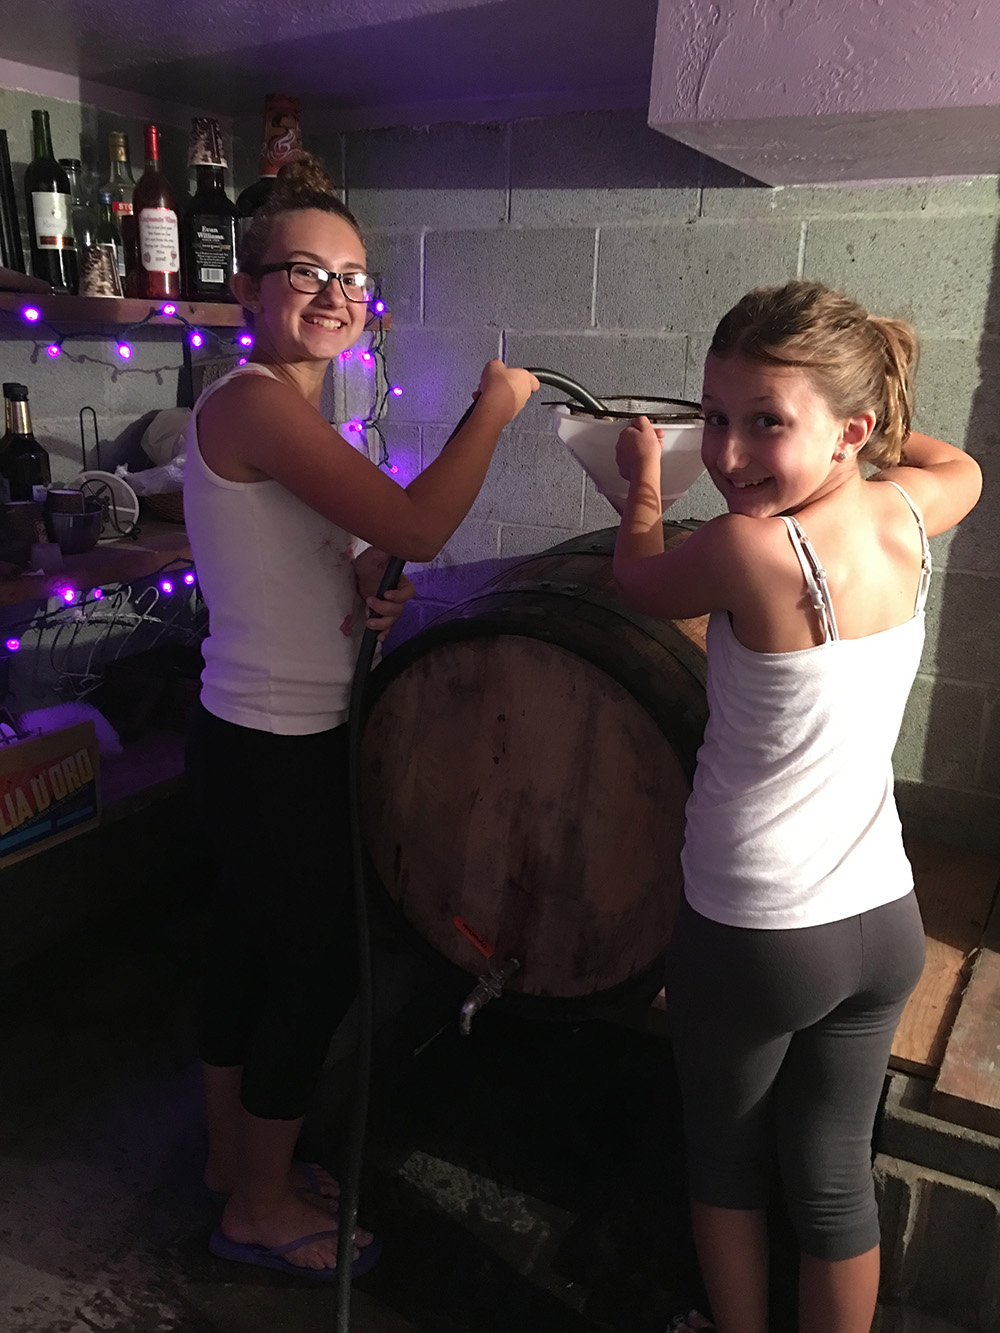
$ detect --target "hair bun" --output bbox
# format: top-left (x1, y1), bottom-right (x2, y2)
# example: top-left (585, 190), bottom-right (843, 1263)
top-left (271, 152), bottom-right (338, 205)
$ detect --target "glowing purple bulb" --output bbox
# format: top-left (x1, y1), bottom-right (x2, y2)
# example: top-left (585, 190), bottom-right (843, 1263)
top-left (183, 571), bottom-right (196, 585)
top-left (46, 343), bottom-right (61, 358)
top-left (161, 303), bottom-right (177, 317)
top-left (237, 357), bottom-right (248, 366)
top-left (391, 385), bottom-right (403, 397)
top-left (390, 464), bottom-right (399, 475)
top-left (373, 300), bottom-right (386, 315)
top-left (160, 579), bottom-right (174, 595)
top-left (341, 349), bottom-right (352, 361)
top-left (189, 331), bottom-right (204, 349)
top-left (361, 352), bottom-right (373, 364)
top-left (92, 588), bottom-right (104, 600)
top-left (238, 333), bottom-right (253, 347)
top-left (61, 588), bottom-right (77, 604)
top-left (21, 305), bottom-right (41, 323)
top-left (117, 342), bottom-right (133, 360)
top-left (5, 638), bottom-right (20, 653)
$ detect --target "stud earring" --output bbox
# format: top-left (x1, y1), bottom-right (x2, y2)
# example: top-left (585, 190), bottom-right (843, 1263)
top-left (836, 450), bottom-right (848, 461)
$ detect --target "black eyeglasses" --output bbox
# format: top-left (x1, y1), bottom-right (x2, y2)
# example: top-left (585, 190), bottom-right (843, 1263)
top-left (255, 261), bottom-right (378, 303)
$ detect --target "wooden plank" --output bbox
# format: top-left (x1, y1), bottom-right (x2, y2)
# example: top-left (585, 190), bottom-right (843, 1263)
top-left (0, 292), bottom-right (244, 327)
top-left (0, 522), bottom-right (191, 609)
top-left (890, 838), bottom-right (999, 1077)
top-left (931, 883), bottom-right (1000, 1135)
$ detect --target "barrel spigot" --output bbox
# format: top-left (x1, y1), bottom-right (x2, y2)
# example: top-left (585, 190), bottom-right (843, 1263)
top-left (459, 955), bottom-right (520, 1035)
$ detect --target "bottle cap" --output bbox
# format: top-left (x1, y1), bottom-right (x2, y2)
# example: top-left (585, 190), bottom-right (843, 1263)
top-left (188, 117), bottom-right (227, 168)
top-left (2, 384), bottom-right (28, 401)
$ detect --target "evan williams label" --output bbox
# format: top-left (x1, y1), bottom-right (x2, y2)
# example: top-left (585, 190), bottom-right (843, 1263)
top-left (0, 744), bottom-right (95, 838)
top-left (138, 206), bottom-right (180, 273)
top-left (31, 191), bottom-right (74, 249)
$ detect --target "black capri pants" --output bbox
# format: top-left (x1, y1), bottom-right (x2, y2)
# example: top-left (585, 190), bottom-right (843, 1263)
top-left (186, 701), bottom-right (359, 1120)
top-left (667, 891), bottom-right (925, 1261)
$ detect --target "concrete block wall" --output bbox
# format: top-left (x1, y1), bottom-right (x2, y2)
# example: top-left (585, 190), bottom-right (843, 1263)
top-left (337, 108), bottom-right (1000, 854)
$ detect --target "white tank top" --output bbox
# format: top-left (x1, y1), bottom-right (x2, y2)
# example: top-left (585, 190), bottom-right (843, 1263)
top-left (681, 482), bottom-right (931, 929)
top-left (183, 364), bottom-right (365, 735)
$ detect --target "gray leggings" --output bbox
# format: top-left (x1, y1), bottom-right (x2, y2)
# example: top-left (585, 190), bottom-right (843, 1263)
top-left (668, 892), bottom-right (925, 1261)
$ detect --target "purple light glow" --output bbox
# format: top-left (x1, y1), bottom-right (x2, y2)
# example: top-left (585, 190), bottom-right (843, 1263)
top-left (238, 333), bottom-right (253, 347)
top-left (161, 303), bottom-right (177, 317)
top-left (183, 571), bottom-right (196, 585)
top-left (5, 638), bottom-right (20, 652)
top-left (373, 300), bottom-right (386, 315)
top-left (160, 579), bottom-right (174, 594)
top-left (21, 305), bottom-right (41, 322)
top-left (340, 349), bottom-right (352, 361)
top-left (117, 342), bottom-right (133, 360)
top-left (46, 343), bottom-right (61, 358)
top-left (361, 352), bottom-right (373, 364)
top-left (390, 465), bottom-right (399, 475)
top-left (189, 331), bottom-right (204, 349)
top-left (60, 588), bottom-right (77, 604)
top-left (391, 385), bottom-right (403, 397)
top-left (237, 357), bottom-right (248, 366)
top-left (93, 587), bottom-right (104, 600)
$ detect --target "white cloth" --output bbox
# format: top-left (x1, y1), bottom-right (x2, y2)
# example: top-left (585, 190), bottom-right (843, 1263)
top-left (681, 484), bottom-right (931, 929)
top-left (183, 364), bottom-right (364, 735)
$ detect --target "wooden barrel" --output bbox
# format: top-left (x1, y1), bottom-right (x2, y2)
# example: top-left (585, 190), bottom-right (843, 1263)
top-left (360, 524), bottom-right (708, 1010)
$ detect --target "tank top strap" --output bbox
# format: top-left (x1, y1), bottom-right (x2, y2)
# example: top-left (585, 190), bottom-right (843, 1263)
top-left (779, 514), bottom-right (839, 643)
top-left (881, 479), bottom-right (932, 613)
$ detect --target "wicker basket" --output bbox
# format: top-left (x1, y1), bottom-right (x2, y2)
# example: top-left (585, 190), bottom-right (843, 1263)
top-left (142, 491), bottom-right (185, 524)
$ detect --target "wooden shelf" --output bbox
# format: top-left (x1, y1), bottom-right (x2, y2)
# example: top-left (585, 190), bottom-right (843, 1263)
top-left (0, 519), bottom-right (191, 610)
top-left (0, 292), bottom-right (245, 328)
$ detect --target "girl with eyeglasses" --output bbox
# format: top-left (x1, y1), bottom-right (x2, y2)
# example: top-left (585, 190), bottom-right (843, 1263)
top-left (183, 153), bottom-right (539, 1282)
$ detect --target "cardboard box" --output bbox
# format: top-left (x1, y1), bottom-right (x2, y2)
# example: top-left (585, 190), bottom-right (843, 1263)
top-left (0, 721), bottom-right (101, 863)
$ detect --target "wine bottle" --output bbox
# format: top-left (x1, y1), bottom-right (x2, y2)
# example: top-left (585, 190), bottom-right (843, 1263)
top-left (235, 93), bottom-right (304, 239)
top-left (182, 118), bottom-right (237, 301)
top-left (100, 131), bottom-right (137, 287)
top-left (58, 158), bottom-right (98, 256)
top-left (23, 110), bottom-right (77, 293)
top-left (0, 384), bottom-right (51, 503)
top-left (95, 190), bottom-right (124, 282)
top-left (132, 123), bottom-right (180, 300)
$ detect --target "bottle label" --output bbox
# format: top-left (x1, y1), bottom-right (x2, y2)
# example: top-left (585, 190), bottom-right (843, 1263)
top-left (112, 200), bottom-right (134, 216)
top-left (31, 192), bottom-right (74, 249)
top-left (190, 217), bottom-right (234, 288)
top-left (138, 207), bottom-right (180, 274)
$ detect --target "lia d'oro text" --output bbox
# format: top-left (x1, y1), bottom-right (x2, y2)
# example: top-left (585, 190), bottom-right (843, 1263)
top-left (0, 746), bottom-right (95, 835)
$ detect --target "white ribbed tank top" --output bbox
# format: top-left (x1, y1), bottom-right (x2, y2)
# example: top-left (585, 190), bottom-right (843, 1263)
top-left (681, 483), bottom-right (931, 929)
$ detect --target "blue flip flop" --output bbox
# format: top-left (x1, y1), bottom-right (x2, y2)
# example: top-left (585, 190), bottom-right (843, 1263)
top-left (209, 1225), bottom-right (381, 1281)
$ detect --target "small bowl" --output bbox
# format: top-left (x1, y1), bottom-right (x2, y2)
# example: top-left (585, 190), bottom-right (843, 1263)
top-left (44, 488), bottom-right (87, 514)
top-left (44, 500), bottom-right (104, 555)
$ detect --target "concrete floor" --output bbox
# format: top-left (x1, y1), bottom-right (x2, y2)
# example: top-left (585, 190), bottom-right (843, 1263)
top-left (0, 809), bottom-right (943, 1333)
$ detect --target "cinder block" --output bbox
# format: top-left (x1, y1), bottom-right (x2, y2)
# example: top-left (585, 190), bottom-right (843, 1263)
top-left (503, 330), bottom-right (688, 436)
top-left (424, 227), bottom-right (596, 330)
top-left (701, 167), bottom-right (932, 221)
top-left (510, 110), bottom-right (700, 225)
top-left (379, 328), bottom-right (502, 425)
top-left (424, 424), bottom-right (584, 529)
top-left (922, 572), bottom-right (1000, 687)
top-left (425, 518), bottom-right (502, 570)
top-left (875, 1157), bottom-right (917, 1300)
top-left (902, 1171), bottom-right (1000, 1329)
top-left (897, 781), bottom-right (1000, 856)
top-left (498, 523), bottom-right (582, 559)
top-left (372, 423), bottom-right (421, 489)
top-left (922, 179), bottom-right (1000, 216)
top-left (913, 336), bottom-right (1000, 456)
top-left (803, 216), bottom-right (1000, 335)
top-left (582, 477), bottom-right (620, 531)
top-left (978, 692), bottom-right (1000, 796)
top-left (364, 229), bottom-right (422, 327)
top-left (345, 123), bottom-right (508, 229)
top-left (597, 221), bottom-right (801, 333)
top-left (892, 675), bottom-right (988, 788)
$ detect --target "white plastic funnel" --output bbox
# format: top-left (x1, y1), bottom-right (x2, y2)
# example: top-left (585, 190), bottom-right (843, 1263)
top-left (553, 399), bottom-right (705, 516)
